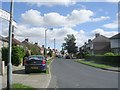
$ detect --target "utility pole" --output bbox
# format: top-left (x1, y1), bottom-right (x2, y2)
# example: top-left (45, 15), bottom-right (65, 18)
top-left (54, 38), bottom-right (55, 50)
top-left (44, 28), bottom-right (53, 57)
top-left (7, 0), bottom-right (14, 89)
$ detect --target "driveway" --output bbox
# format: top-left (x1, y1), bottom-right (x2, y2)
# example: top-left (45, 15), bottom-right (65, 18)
top-left (2, 66), bottom-right (50, 89)
top-left (48, 58), bottom-right (118, 88)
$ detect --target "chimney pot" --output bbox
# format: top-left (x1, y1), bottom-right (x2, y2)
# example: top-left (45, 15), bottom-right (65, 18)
top-left (25, 38), bottom-right (28, 42)
top-left (12, 34), bottom-right (14, 38)
top-left (95, 33), bottom-right (100, 38)
top-left (35, 42), bottom-right (38, 45)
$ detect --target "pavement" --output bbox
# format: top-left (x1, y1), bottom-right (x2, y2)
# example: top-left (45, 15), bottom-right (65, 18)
top-left (1, 58), bottom-right (52, 89)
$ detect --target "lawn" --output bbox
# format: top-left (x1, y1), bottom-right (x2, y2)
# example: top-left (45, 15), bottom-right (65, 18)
top-left (75, 59), bottom-right (112, 69)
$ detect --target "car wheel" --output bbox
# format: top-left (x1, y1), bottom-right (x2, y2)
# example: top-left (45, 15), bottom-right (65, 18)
top-left (43, 70), bottom-right (46, 73)
top-left (25, 70), bottom-right (29, 74)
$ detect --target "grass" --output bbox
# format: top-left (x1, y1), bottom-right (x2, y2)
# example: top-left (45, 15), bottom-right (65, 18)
top-left (46, 58), bottom-right (53, 74)
top-left (2, 83), bottom-right (37, 90)
top-left (75, 59), bottom-right (112, 69)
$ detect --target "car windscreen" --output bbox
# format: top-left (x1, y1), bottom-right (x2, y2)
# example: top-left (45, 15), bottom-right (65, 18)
top-left (28, 56), bottom-right (44, 60)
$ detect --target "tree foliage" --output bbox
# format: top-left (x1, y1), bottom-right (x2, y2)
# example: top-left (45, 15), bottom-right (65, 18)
top-left (2, 45), bottom-right (25, 66)
top-left (62, 34), bottom-right (78, 54)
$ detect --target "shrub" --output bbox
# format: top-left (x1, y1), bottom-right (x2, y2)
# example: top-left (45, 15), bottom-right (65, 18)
top-left (2, 45), bottom-right (25, 66)
top-left (104, 52), bottom-right (115, 56)
top-left (12, 46), bottom-right (25, 66)
top-left (2, 47), bottom-right (8, 65)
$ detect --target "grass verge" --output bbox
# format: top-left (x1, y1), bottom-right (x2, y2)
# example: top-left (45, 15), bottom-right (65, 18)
top-left (75, 59), bottom-right (112, 69)
top-left (46, 58), bottom-right (53, 74)
top-left (2, 83), bottom-right (37, 90)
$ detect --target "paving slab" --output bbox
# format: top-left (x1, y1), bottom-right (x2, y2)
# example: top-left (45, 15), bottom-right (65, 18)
top-left (2, 66), bottom-right (50, 89)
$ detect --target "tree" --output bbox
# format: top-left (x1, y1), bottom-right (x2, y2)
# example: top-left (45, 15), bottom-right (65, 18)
top-left (62, 34), bottom-right (78, 55)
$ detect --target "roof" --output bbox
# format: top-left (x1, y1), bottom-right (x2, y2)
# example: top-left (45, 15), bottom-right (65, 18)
top-left (92, 35), bottom-right (110, 42)
top-left (110, 33), bottom-right (120, 39)
top-left (5, 37), bottom-right (22, 45)
top-left (22, 40), bottom-right (41, 55)
top-left (0, 35), bottom-right (8, 42)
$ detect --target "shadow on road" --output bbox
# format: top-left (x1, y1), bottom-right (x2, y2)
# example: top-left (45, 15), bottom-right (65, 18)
top-left (13, 69), bottom-right (47, 75)
top-left (12, 69), bottom-right (26, 74)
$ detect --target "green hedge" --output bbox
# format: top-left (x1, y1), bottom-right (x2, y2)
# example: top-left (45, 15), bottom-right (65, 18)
top-left (2, 46), bottom-right (25, 66)
top-left (85, 55), bottom-right (120, 67)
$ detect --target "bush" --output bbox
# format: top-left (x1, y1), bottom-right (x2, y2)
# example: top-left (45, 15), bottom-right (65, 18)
top-left (104, 52), bottom-right (115, 56)
top-left (2, 47), bottom-right (8, 65)
top-left (2, 46), bottom-right (25, 66)
top-left (12, 46), bottom-right (25, 66)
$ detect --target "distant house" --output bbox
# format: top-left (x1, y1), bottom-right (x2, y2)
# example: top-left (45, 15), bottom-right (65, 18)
top-left (110, 33), bottom-right (120, 54)
top-left (80, 33), bottom-right (111, 55)
top-left (91, 33), bottom-right (111, 54)
top-left (22, 39), bottom-right (42, 55)
top-left (0, 35), bottom-right (8, 48)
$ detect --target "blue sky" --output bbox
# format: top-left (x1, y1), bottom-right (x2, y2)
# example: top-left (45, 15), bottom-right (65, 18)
top-left (1, 1), bottom-right (118, 50)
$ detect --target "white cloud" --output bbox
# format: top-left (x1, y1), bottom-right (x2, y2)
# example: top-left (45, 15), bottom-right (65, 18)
top-left (21, 9), bottom-right (109, 27)
top-left (92, 16), bottom-right (110, 22)
top-left (2, 0), bottom-right (119, 3)
top-left (11, 24), bottom-right (89, 48)
top-left (103, 21), bottom-right (118, 29)
top-left (21, 9), bottom-right (44, 26)
top-left (27, 0), bottom-right (76, 7)
top-left (92, 28), bottom-right (118, 38)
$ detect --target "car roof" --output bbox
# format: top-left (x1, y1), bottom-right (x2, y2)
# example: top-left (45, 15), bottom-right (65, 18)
top-left (29, 55), bottom-right (45, 58)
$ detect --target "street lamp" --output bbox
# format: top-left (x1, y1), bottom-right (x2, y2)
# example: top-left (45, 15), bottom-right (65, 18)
top-left (44, 28), bottom-right (53, 57)
top-left (7, 0), bottom-right (14, 89)
top-left (54, 38), bottom-right (56, 50)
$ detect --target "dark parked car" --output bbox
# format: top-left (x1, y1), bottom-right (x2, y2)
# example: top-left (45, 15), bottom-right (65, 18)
top-left (65, 55), bottom-right (70, 59)
top-left (24, 55), bottom-right (47, 73)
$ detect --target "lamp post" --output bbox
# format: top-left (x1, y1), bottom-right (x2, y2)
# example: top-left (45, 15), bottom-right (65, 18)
top-left (54, 38), bottom-right (55, 50)
top-left (44, 28), bottom-right (53, 57)
top-left (7, 0), bottom-right (14, 89)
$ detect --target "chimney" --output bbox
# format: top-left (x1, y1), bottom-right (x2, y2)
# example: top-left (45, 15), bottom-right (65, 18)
top-left (12, 34), bottom-right (14, 38)
top-left (88, 39), bottom-right (92, 44)
top-left (95, 33), bottom-right (100, 38)
top-left (35, 42), bottom-right (38, 45)
top-left (42, 45), bottom-right (44, 48)
top-left (25, 38), bottom-right (28, 42)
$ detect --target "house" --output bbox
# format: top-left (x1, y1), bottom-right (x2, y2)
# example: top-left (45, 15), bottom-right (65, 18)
top-left (80, 33), bottom-right (111, 55)
top-left (110, 33), bottom-right (120, 54)
top-left (91, 33), bottom-right (111, 54)
top-left (0, 35), bottom-right (8, 48)
top-left (22, 39), bottom-right (42, 55)
top-left (5, 34), bottom-right (22, 46)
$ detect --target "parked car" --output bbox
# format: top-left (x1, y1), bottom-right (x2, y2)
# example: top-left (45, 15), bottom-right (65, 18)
top-left (24, 55), bottom-right (47, 73)
top-left (65, 55), bottom-right (70, 59)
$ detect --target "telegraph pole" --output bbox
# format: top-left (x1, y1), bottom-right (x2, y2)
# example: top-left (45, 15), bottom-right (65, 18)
top-left (54, 38), bottom-right (55, 50)
top-left (7, 0), bottom-right (14, 89)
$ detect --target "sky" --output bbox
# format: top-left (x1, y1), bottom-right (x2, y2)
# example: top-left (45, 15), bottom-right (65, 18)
top-left (0, 0), bottom-right (119, 51)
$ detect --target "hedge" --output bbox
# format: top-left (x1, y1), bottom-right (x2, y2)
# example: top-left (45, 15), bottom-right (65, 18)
top-left (2, 46), bottom-right (25, 66)
top-left (85, 55), bottom-right (120, 67)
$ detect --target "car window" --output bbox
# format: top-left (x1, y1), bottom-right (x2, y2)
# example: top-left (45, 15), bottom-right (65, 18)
top-left (29, 56), bottom-right (44, 60)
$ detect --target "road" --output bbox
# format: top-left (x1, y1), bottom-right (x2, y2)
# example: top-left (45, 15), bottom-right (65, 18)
top-left (48, 58), bottom-right (118, 88)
